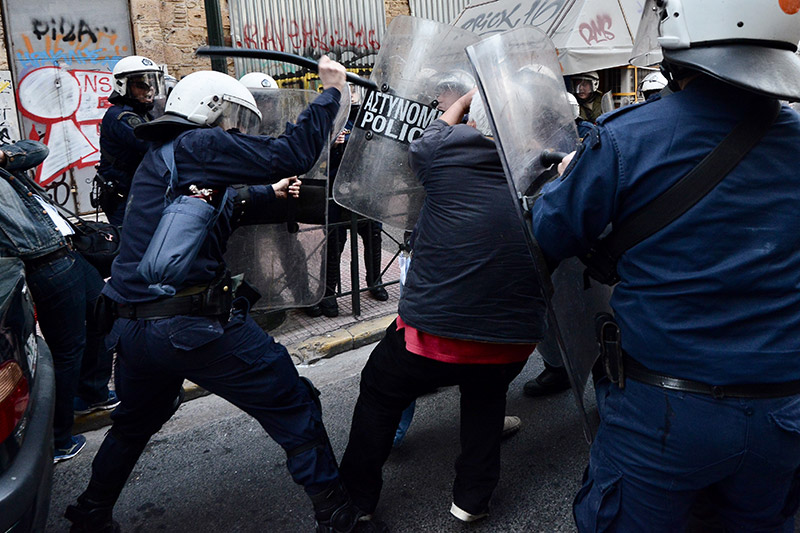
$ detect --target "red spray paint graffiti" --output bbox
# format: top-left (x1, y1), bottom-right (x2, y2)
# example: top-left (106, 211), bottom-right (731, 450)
top-left (579, 14), bottom-right (615, 45)
top-left (237, 18), bottom-right (380, 55)
top-left (16, 66), bottom-right (112, 185)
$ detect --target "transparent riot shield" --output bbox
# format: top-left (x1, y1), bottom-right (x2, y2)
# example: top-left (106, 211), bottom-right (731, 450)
top-left (630, 0), bottom-right (663, 67)
top-left (467, 26), bottom-right (612, 442)
top-left (223, 86), bottom-right (350, 311)
top-left (334, 16), bottom-right (481, 231)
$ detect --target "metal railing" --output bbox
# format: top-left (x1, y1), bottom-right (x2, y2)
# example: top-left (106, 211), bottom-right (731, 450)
top-left (327, 211), bottom-right (403, 316)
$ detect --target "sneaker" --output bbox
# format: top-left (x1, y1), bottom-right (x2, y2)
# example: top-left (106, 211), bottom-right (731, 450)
top-left (450, 502), bottom-right (489, 523)
top-left (502, 415), bottom-right (521, 439)
top-left (74, 390), bottom-right (120, 416)
top-left (54, 434), bottom-right (86, 463)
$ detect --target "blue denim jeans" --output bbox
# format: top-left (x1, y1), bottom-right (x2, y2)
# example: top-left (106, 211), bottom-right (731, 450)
top-left (26, 251), bottom-right (110, 448)
top-left (574, 378), bottom-right (800, 532)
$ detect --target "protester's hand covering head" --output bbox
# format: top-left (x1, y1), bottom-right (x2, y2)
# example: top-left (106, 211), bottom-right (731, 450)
top-left (467, 93), bottom-right (494, 137)
top-left (432, 69), bottom-right (475, 111)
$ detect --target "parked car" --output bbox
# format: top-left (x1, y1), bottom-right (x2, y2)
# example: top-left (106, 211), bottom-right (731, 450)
top-left (0, 257), bottom-right (55, 532)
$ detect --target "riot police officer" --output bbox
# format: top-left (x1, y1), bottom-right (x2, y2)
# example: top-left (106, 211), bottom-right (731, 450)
top-left (570, 71), bottom-right (603, 122)
top-left (95, 55), bottom-right (164, 225)
top-left (639, 70), bottom-right (668, 100)
top-left (534, 1), bottom-right (800, 529)
top-left (65, 58), bottom-right (380, 533)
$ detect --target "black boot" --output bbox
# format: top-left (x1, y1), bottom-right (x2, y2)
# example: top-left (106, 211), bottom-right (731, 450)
top-left (312, 482), bottom-right (363, 533)
top-left (65, 483), bottom-right (120, 533)
top-left (364, 223), bottom-right (388, 302)
top-left (523, 363), bottom-right (571, 397)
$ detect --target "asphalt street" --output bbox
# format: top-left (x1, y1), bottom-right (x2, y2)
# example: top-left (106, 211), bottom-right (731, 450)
top-left (47, 343), bottom-right (594, 532)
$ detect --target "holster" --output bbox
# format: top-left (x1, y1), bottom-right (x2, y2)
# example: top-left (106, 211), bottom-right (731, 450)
top-left (595, 312), bottom-right (624, 389)
top-left (93, 293), bottom-right (118, 336)
top-left (581, 245), bottom-right (621, 286)
top-left (233, 278), bottom-right (261, 309)
top-left (199, 271), bottom-right (235, 321)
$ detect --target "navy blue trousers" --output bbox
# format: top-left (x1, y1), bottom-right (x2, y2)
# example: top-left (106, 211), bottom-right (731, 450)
top-left (574, 378), bottom-right (800, 532)
top-left (88, 303), bottom-right (339, 504)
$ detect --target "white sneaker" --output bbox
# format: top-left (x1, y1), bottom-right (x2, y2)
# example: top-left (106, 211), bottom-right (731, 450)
top-left (450, 502), bottom-right (489, 523)
top-left (502, 415), bottom-right (521, 439)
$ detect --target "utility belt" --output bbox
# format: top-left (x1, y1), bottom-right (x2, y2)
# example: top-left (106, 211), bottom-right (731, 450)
top-left (95, 272), bottom-right (261, 333)
top-left (595, 312), bottom-right (800, 399)
top-left (23, 245), bottom-right (71, 273)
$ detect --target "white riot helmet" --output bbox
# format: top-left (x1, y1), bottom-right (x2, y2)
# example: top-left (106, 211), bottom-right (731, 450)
top-left (571, 71), bottom-right (599, 94)
top-left (239, 72), bottom-right (278, 90)
top-left (655, 0), bottom-right (800, 101)
top-left (566, 92), bottom-right (580, 119)
top-left (112, 55), bottom-right (164, 101)
top-left (165, 70), bottom-right (262, 130)
top-left (640, 71), bottom-right (668, 99)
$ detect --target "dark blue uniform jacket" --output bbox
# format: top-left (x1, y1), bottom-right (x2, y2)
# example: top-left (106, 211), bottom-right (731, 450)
top-left (97, 103), bottom-right (152, 193)
top-left (533, 76), bottom-right (800, 384)
top-left (104, 88), bottom-right (340, 303)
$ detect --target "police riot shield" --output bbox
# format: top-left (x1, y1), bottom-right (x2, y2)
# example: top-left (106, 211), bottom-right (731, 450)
top-left (333, 16), bottom-right (481, 231)
top-left (467, 26), bottom-right (612, 442)
top-left (629, 0), bottom-right (663, 67)
top-left (223, 86), bottom-right (350, 310)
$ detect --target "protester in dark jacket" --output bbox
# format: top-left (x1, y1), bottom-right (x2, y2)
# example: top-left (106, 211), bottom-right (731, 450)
top-left (339, 88), bottom-right (546, 526)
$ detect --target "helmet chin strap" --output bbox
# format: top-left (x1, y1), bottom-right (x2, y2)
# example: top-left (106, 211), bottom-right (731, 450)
top-left (660, 59), bottom-right (690, 93)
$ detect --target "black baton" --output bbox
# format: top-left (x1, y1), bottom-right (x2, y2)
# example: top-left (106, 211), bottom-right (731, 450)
top-left (195, 46), bottom-right (378, 91)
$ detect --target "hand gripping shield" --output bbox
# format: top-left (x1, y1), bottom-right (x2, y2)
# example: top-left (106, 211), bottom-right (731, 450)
top-left (223, 86), bottom-right (350, 310)
top-left (467, 26), bottom-right (611, 441)
top-left (333, 16), bottom-right (481, 231)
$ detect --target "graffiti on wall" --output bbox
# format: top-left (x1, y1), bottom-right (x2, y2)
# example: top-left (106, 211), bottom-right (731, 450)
top-left (16, 18), bottom-right (128, 70)
top-left (237, 18), bottom-right (381, 64)
top-left (457, 0), bottom-right (567, 35)
top-left (0, 72), bottom-right (21, 144)
top-left (5, 3), bottom-right (133, 211)
top-left (17, 66), bottom-right (112, 186)
top-left (579, 13), bottom-right (615, 45)
top-left (239, 19), bottom-right (381, 54)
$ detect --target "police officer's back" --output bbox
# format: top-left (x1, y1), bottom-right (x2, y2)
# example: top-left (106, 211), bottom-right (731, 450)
top-left (534, 1), bottom-right (800, 530)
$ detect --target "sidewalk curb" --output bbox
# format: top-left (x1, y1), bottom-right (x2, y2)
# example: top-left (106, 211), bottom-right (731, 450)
top-left (72, 313), bottom-right (396, 435)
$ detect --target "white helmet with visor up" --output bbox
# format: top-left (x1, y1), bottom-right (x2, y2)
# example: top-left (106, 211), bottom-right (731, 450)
top-left (112, 55), bottom-right (164, 101)
top-left (165, 71), bottom-right (262, 131)
top-left (650, 0), bottom-right (800, 101)
top-left (571, 71), bottom-right (599, 94)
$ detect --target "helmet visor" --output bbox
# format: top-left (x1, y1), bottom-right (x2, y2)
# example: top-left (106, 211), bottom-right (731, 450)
top-left (127, 72), bottom-right (164, 104)
top-left (214, 102), bottom-right (262, 133)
